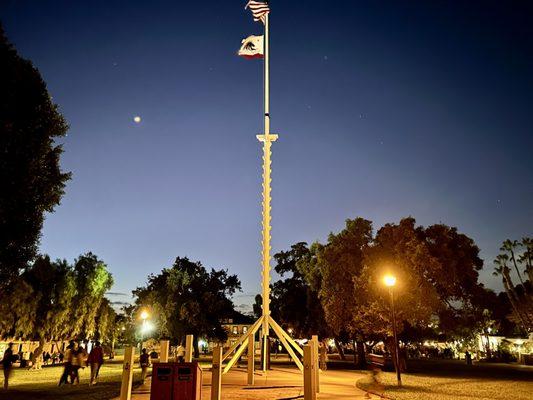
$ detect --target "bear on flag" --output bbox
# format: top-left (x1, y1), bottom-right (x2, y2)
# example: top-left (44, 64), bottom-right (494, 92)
top-left (238, 35), bottom-right (264, 59)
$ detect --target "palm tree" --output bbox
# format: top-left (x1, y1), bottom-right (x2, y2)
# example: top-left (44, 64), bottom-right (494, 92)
top-left (493, 256), bottom-right (530, 331)
top-left (501, 239), bottom-right (526, 286)
top-left (520, 237), bottom-right (533, 282)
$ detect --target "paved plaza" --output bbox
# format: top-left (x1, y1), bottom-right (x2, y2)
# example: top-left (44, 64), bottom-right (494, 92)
top-left (125, 367), bottom-right (380, 400)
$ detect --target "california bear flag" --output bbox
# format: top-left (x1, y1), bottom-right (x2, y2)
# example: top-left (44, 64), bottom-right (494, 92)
top-left (238, 35), bottom-right (264, 59)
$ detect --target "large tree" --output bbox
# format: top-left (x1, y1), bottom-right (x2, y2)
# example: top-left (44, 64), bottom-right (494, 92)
top-left (314, 217), bottom-right (374, 367)
top-left (133, 257), bottom-right (241, 357)
top-left (270, 242), bottom-right (330, 339)
top-left (0, 24), bottom-right (70, 285)
top-left (0, 253), bottom-right (113, 365)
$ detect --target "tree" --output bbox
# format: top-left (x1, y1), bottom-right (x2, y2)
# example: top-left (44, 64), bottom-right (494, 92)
top-left (493, 238), bottom-right (533, 332)
top-left (270, 242), bottom-right (330, 339)
top-left (0, 24), bottom-right (70, 286)
top-left (315, 218), bottom-right (373, 367)
top-left (20, 256), bottom-right (76, 366)
top-left (519, 237), bottom-right (533, 282)
top-left (0, 253), bottom-right (114, 366)
top-left (501, 239), bottom-right (525, 286)
top-left (70, 253), bottom-right (114, 338)
top-left (133, 257), bottom-right (241, 357)
top-left (353, 218), bottom-right (442, 337)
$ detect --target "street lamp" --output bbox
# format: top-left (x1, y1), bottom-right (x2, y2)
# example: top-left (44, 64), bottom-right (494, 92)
top-left (140, 310), bottom-right (149, 350)
top-left (383, 274), bottom-right (401, 387)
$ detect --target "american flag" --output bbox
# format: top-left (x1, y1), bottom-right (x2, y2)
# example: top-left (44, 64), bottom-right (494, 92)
top-left (245, 1), bottom-right (270, 24)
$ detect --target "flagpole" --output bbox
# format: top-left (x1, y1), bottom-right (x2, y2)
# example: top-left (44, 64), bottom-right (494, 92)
top-left (260, 11), bottom-right (271, 372)
top-left (224, 3), bottom-right (304, 376)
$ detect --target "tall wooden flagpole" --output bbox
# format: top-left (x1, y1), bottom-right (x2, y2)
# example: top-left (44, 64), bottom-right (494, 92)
top-left (221, 5), bottom-right (304, 377)
top-left (259, 12), bottom-right (275, 372)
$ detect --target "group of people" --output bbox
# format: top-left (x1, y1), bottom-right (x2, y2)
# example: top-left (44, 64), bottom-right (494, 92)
top-left (58, 340), bottom-right (104, 386)
top-left (42, 351), bottom-right (64, 365)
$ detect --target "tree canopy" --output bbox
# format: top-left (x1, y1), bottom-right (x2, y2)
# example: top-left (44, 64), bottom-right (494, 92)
top-left (0, 252), bottom-right (115, 364)
top-left (0, 24), bottom-right (70, 285)
top-left (133, 257), bottom-right (241, 356)
top-left (269, 216), bottom-right (491, 363)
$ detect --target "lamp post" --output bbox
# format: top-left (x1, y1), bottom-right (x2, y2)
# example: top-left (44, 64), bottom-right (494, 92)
top-left (140, 310), bottom-right (149, 351)
top-left (383, 274), bottom-right (401, 386)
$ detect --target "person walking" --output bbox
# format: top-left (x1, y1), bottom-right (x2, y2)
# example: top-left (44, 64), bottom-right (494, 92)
top-left (175, 344), bottom-right (185, 363)
top-left (70, 343), bottom-right (85, 384)
top-left (58, 341), bottom-right (74, 386)
top-left (2, 343), bottom-right (15, 390)
top-left (87, 341), bottom-right (104, 385)
top-left (140, 348), bottom-right (150, 384)
top-left (319, 342), bottom-right (328, 371)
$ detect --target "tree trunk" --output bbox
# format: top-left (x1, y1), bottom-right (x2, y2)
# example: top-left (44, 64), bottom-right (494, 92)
top-left (386, 337), bottom-right (398, 372)
top-left (334, 338), bottom-right (345, 360)
top-left (193, 335), bottom-right (199, 359)
top-left (484, 332), bottom-right (492, 359)
top-left (30, 338), bottom-right (46, 369)
top-left (510, 250), bottom-right (526, 286)
top-left (502, 277), bottom-right (530, 331)
top-left (356, 340), bottom-right (366, 369)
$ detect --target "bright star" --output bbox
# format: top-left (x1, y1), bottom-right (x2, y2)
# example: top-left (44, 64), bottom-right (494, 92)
top-left (133, 116), bottom-right (141, 123)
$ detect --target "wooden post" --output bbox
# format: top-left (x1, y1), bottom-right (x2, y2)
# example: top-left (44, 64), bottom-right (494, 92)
top-left (211, 346), bottom-right (222, 400)
top-left (160, 340), bottom-right (169, 363)
top-left (119, 346), bottom-right (135, 400)
top-left (185, 334), bottom-right (194, 362)
top-left (311, 335), bottom-right (320, 393)
top-left (303, 345), bottom-right (316, 400)
top-left (247, 333), bottom-right (255, 385)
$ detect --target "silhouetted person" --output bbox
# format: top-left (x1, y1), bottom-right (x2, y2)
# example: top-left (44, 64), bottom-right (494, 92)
top-left (465, 350), bottom-right (472, 365)
top-left (2, 343), bottom-right (15, 390)
top-left (140, 348), bottom-right (150, 384)
top-left (70, 343), bottom-right (85, 384)
top-left (319, 342), bottom-right (328, 370)
top-left (88, 341), bottom-right (104, 385)
top-left (58, 341), bottom-right (74, 386)
top-left (175, 344), bottom-right (185, 363)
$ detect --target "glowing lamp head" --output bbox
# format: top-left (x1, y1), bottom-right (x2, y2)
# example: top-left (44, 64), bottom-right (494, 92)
top-left (140, 310), bottom-right (149, 320)
top-left (383, 275), bottom-right (397, 287)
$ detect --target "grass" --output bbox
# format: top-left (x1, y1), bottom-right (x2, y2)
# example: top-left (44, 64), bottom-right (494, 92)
top-left (0, 361), bottom-right (143, 400)
top-left (357, 359), bottom-right (533, 400)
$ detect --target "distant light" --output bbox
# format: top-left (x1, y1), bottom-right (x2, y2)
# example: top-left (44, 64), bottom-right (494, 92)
top-left (133, 116), bottom-right (141, 123)
top-left (198, 339), bottom-right (207, 347)
top-left (141, 321), bottom-right (153, 334)
top-left (140, 310), bottom-right (149, 320)
top-left (383, 275), bottom-right (397, 287)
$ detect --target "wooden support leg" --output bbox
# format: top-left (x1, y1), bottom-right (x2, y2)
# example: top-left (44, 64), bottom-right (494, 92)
top-left (303, 345), bottom-right (316, 400)
top-left (160, 340), bottom-right (169, 363)
top-left (119, 346), bottom-right (135, 400)
top-left (185, 334), bottom-right (194, 362)
top-left (311, 335), bottom-right (319, 393)
top-left (211, 346), bottom-right (222, 400)
top-left (269, 317), bottom-right (304, 356)
top-left (247, 333), bottom-right (255, 385)
top-left (223, 317), bottom-right (262, 361)
top-left (269, 320), bottom-right (303, 371)
top-left (223, 338), bottom-right (248, 374)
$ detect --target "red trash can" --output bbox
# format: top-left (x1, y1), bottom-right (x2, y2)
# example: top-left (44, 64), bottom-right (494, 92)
top-left (150, 363), bottom-right (174, 400)
top-left (172, 362), bottom-right (202, 400)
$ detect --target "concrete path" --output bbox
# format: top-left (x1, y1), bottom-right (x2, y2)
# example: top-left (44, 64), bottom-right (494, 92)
top-left (124, 367), bottom-right (381, 399)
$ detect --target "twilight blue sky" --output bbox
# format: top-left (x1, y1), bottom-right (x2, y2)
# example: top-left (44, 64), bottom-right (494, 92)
top-left (2, 0), bottom-right (532, 311)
